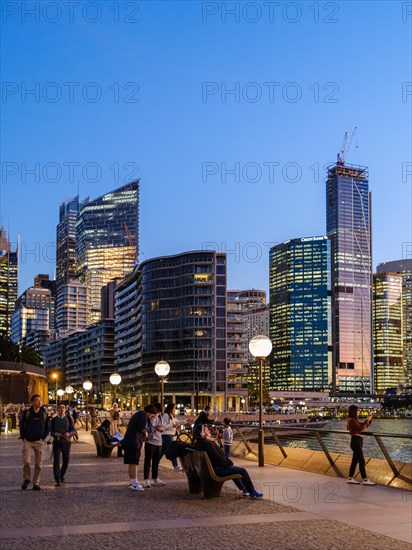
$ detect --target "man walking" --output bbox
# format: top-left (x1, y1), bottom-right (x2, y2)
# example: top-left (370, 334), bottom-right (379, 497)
top-left (50, 403), bottom-right (76, 486)
top-left (20, 394), bottom-right (49, 490)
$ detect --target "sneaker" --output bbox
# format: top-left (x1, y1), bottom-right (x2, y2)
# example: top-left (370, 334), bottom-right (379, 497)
top-left (250, 490), bottom-right (263, 499)
top-left (55, 482), bottom-right (60, 487)
top-left (129, 483), bottom-right (144, 492)
top-left (142, 479), bottom-right (151, 488)
top-left (21, 479), bottom-right (30, 490)
top-left (362, 479), bottom-right (376, 486)
top-left (347, 478), bottom-right (361, 484)
top-left (32, 485), bottom-right (41, 491)
top-left (242, 489), bottom-right (250, 497)
top-left (152, 478), bottom-right (166, 486)
top-left (173, 466), bottom-right (183, 472)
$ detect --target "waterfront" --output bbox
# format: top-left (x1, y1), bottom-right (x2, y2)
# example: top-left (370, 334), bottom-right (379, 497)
top-left (282, 419), bottom-right (412, 462)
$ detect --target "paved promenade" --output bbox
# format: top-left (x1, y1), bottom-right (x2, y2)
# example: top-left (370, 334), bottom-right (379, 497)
top-left (1, 429), bottom-right (411, 549)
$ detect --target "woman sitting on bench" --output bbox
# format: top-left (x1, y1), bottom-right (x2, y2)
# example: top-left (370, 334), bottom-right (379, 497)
top-left (192, 424), bottom-right (263, 498)
top-left (97, 420), bottom-right (123, 457)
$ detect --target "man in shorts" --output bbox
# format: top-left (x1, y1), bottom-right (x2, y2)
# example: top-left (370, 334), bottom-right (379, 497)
top-left (122, 404), bottom-right (157, 492)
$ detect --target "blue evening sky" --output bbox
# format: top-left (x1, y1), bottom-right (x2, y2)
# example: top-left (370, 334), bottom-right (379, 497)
top-left (1, 0), bottom-right (411, 295)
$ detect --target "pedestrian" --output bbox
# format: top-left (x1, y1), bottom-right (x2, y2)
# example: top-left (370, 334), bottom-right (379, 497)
top-left (160, 403), bottom-right (182, 472)
top-left (347, 405), bottom-right (376, 485)
top-left (20, 394), bottom-right (50, 491)
top-left (110, 403), bottom-right (120, 435)
top-left (122, 404), bottom-right (157, 492)
top-left (222, 417), bottom-right (233, 459)
top-left (143, 403), bottom-right (166, 488)
top-left (194, 405), bottom-right (211, 427)
top-left (17, 404), bottom-right (26, 426)
top-left (98, 419), bottom-right (123, 457)
top-left (50, 403), bottom-right (76, 486)
top-left (90, 407), bottom-right (98, 430)
top-left (0, 406), bottom-right (5, 436)
top-left (193, 424), bottom-right (263, 498)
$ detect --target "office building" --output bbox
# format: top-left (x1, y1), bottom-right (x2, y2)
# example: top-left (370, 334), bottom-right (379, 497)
top-left (373, 272), bottom-right (404, 392)
top-left (269, 236), bottom-right (331, 391)
top-left (226, 291), bottom-right (248, 410)
top-left (377, 259), bottom-right (412, 386)
top-left (0, 226), bottom-right (18, 338)
top-left (326, 162), bottom-right (373, 393)
top-left (55, 281), bottom-right (89, 333)
top-left (11, 287), bottom-right (53, 343)
top-left (76, 181), bottom-right (139, 323)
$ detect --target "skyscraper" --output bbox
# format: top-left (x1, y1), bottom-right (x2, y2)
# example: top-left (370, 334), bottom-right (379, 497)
top-left (326, 163), bottom-right (373, 393)
top-left (373, 272), bottom-right (404, 392)
top-left (269, 236), bottom-right (331, 391)
top-left (11, 286), bottom-right (53, 344)
top-left (377, 259), bottom-right (412, 386)
top-left (0, 226), bottom-right (18, 338)
top-left (226, 291), bottom-right (248, 410)
top-left (76, 181), bottom-right (139, 323)
top-left (55, 196), bottom-right (88, 329)
top-left (138, 251), bottom-right (227, 411)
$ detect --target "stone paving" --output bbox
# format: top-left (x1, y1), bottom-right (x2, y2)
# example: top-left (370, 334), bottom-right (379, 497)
top-left (1, 430), bottom-right (411, 550)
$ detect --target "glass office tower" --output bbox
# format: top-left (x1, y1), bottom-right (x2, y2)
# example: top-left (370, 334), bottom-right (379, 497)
top-left (373, 272), bottom-right (404, 392)
top-left (76, 181), bottom-right (139, 323)
top-left (377, 259), bottom-right (412, 386)
top-left (326, 163), bottom-right (373, 393)
top-left (269, 237), bottom-right (331, 391)
top-left (139, 251), bottom-right (227, 411)
top-left (0, 226), bottom-right (18, 338)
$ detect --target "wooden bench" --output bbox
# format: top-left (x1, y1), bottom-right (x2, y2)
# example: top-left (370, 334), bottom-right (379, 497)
top-left (183, 450), bottom-right (242, 499)
top-left (91, 430), bottom-right (102, 456)
top-left (94, 429), bottom-right (122, 458)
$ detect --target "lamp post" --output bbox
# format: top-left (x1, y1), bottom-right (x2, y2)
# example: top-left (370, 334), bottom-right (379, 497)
top-left (52, 372), bottom-right (58, 404)
top-left (56, 389), bottom-right (65, 405)
top-left (249, 335), bottom-right (272, 467)
top-left (154, 360), bottom-right (170, 410)
top-left (83, 380), bottom-right (93, 431)
top-left (65, 385), bottom-right (74, 407)
top-left (241, 398), bottom-right (246, 411)
top-left (109, 373), bottom-right (122, 407)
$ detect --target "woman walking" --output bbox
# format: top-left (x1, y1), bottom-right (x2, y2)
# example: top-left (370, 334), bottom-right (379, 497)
top-left (347, 405), bottom-right (376, 485)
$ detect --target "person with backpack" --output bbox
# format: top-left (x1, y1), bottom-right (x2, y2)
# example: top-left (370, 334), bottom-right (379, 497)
top-left (50, 403), bottom-right (77, 486)
top-left (20, 394), bottom-right (50, 491)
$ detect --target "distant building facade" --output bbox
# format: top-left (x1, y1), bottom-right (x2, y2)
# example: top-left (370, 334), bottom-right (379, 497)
top-left (0, 226), bottom-right (18, 338)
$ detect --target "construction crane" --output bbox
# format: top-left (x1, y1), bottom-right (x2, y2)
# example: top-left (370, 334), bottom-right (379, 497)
top-left (124, 222), bottom-right (139, 264)
top-left (337, 126), bottom-right (357, 165)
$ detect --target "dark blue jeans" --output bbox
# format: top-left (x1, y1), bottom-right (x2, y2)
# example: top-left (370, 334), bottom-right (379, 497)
top-left (160, 434), bottom-right (178, 468)
top-left (214, 465), bottom-right (254, 494)
top-left (224, 445), bottom-right (231, 459)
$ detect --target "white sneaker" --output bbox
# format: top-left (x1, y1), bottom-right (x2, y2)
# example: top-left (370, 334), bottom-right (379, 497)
top-left (347, 478), bottom-right (361, 484)
top-left (152, 478), bottom-right (166, 486)
top-left (362, 479), bottom-right (376, 486)
top-left (129, 483), bottom-right (144, 492)
top-left (173, 466), bottom-right (183, 472)
top-left (142, 479), bottom-right (151, 488)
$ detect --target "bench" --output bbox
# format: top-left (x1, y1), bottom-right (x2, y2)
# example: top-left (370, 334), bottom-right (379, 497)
top-left (182, 450), bottom-right (242, 499)
top-left (94, 429), bottom-right (122, 458)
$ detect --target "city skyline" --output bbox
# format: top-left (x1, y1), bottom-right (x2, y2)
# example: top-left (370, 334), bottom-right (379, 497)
top-left (1, 1), bottom-right (410, 295)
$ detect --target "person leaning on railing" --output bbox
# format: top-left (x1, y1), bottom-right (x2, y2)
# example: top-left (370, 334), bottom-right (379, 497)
top-left (346, 405), bottom-right (376, 486)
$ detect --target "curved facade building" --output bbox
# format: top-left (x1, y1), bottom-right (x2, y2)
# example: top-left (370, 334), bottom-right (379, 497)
top-left (139, 251), bottom-right (227, 411)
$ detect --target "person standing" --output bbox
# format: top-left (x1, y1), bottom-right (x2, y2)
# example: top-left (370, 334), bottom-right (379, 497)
top-left (110, 403), bottom-right (120, 435)
top-left (222, 417), bottom-right (233, 460)
top-left (160, 403), bottom-right (182, 472)
top-left (20, 394), bottom-right (49, 491)
top-left (143, 403), bottom-right (166, 488)
top-left (50, 404), bottom-right (76, 486)
top-left (347, 405), bottom-right (376, 485)
top-left (0, 406), bottom-right (5, 436)
top-left (90, 408), bottom-right (98, 430)
top-left (122, 405), bottom-right (157, 492)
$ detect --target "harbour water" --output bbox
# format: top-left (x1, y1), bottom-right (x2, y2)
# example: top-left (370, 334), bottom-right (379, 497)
top-left (280, 419), bottom-right (412, 462)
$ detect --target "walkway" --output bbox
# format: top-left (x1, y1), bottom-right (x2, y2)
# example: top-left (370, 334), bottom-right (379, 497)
top-left (0, 430), bottom-right (410, 549)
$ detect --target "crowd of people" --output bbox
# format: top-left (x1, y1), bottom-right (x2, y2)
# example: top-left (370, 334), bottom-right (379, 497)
top-left (11, 394), bottom-right (377, 494)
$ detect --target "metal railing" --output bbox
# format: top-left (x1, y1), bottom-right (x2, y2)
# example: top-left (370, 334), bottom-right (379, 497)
top-left (230, 424), bottom-right (412, 479)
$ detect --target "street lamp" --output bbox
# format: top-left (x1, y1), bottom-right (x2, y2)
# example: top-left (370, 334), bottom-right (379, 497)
top-left (56, 389), bottom-right (65, 404)
top-left (52, 372), bottom-right (58, 404)
top-left (83, 380), bottom-right (93, 431)
top-left (109, 373), bottom-right (121, 407)
top-left (249, 335), bottom-right (273, 467)
top-left (65, 385), bottom-right (74, 407)
top-left (241, 398), bottom-right (246, 411)
top-left (154, 360), bottom-right (170, 409)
